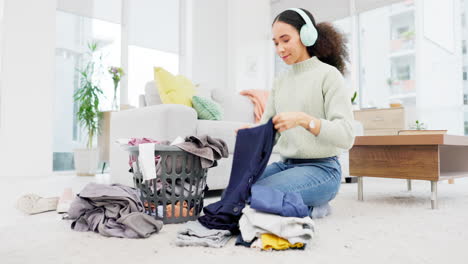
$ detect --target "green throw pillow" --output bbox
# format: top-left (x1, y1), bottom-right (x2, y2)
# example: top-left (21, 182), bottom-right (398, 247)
top-left (192, 96), bottom-right (224, 120)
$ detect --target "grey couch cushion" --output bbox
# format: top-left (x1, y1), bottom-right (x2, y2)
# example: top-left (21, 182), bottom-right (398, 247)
top-left (211, 89), bottom-right (255, 123)
top-left (144, 81), bottom-right (162, 106)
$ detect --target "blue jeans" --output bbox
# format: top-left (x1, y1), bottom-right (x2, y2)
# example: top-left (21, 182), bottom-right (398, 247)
top-left (252, 156), bottom-right (342, 208)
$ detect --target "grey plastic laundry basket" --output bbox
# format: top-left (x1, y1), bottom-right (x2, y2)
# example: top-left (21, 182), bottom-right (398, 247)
top-left (126, 145), bottom-right (208, 224)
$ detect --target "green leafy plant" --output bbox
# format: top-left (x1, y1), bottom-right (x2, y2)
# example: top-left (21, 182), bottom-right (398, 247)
top-left (351, 91), bottom-right (358, 104)
top-left (410, 120), bottom-right (426, 130)
top-left (74, 42), bottom-right (104, 149)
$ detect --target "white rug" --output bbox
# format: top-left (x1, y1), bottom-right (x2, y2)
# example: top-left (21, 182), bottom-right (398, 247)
top-left (1, 174), bottom-right (467, 264)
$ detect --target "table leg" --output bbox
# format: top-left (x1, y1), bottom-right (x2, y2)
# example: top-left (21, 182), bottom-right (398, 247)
top-left (431, 181), bottom-right (438, 209)
top-left (358, 176), bottom-right (364, 201)
top-left (407, 179), bottom-right (412, 191)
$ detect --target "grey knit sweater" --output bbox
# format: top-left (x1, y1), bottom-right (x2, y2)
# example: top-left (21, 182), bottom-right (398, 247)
top-left (260, 56), bottom-right (355, 159)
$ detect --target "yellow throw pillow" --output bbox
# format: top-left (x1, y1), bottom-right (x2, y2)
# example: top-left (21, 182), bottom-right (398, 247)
top-left (154, 67), bottom-right (195, 107)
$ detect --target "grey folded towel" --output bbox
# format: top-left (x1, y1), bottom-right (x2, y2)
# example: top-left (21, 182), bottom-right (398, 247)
top-left (175, 135), bottom-right (229, 169)
top-left (175, 220), bottom-right (232, 248)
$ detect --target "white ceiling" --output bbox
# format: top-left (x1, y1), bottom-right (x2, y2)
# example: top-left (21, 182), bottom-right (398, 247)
top-left (271, 0), bottom-right (405, 22)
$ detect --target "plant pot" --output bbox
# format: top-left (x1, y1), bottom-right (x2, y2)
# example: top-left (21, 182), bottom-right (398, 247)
top-left (73, 148), bottom-right (99, 176)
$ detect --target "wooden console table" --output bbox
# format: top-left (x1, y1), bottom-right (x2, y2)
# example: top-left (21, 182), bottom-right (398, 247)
top-left (349, 134), bottom-right (468, 209)
top-left (97, 111), bottom-right (114, 172)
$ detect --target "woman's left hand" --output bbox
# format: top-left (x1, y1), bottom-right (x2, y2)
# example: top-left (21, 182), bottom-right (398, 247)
top-left (272, 112), bottom-right (304, 133)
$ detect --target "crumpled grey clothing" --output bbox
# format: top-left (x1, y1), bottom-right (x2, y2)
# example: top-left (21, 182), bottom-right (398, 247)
top-left (145, 177), bottom-right (206, 200)
top-left (154, 151), bottom-right (194, 176)
top-left (175, 135), bottom-right (229, 169)
top-left (164, 178), bottom-right (206, 197)
top-left (175, 221), bottom-right (232, 248)
top-left (67, 183), bottom-right (163, 238)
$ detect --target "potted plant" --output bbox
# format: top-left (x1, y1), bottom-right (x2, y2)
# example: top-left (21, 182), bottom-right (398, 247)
top-left (73, 42), bottom-right (104, 176)
top-left (411, 120), bottom-right (426, 130)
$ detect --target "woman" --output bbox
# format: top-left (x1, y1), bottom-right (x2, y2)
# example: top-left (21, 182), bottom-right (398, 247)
top-left (241, 8), bottom-right (355, 218)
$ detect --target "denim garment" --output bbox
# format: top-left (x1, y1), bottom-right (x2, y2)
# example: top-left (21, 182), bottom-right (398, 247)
top-left (253, 156), bottom-right (342, 209)
top-left (198, 119), bottom-right (276, 232)
top-left (250, 185), bottom-right (309, 218)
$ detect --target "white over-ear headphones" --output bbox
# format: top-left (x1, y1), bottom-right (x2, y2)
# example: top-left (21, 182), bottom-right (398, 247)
top-left (287, 8), bottom-right (318, 47)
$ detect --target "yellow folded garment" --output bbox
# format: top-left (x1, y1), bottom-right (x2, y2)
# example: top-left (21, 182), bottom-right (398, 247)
top-left (261, 234), bottom-right (304, 251)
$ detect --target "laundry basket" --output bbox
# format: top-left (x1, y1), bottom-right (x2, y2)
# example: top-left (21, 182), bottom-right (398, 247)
top-left (126, 144), bottom-right (208, 224)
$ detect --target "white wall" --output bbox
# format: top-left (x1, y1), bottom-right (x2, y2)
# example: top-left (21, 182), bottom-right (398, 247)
top-left (190, 0), bottom-right (228, 92)
top-left (227, 0), bottom-right (272, 92)
top-left (271, 0), bottom-right (404, 23)
top-left (0, 0), bottom-right (4, 130)
top-left (186, 0), bottom-right (272, 93)
top-left (0, 0), bottom-right (55, 177)
top-left (415, 0), bottom-right (463, 134)
top-left (179, 0), bottom-right (192, 79)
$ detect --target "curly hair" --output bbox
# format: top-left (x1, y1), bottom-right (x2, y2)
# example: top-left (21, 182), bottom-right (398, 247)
top-left (273, 9), bottom-right (349, 75)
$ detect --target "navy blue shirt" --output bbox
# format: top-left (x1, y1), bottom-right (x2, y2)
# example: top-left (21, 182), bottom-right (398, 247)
top-left (198, 119), bottom-right (276, 232)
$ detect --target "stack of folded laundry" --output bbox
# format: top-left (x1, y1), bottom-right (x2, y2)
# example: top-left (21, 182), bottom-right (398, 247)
top-left (235, 185), bottom-right (315, 251)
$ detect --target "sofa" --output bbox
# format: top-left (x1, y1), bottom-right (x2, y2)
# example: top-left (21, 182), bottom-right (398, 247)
top-left (109, 81), bottom-right (363, 190)
top-left (109, 81), bottom-right (282, 190)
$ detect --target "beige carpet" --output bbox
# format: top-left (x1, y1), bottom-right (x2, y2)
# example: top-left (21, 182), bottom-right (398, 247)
top-left (1, 173), bottom-right (467, 264)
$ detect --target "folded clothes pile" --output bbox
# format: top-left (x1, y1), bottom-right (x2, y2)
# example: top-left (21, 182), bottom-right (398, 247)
top-left (175, 221), bottom-right (232, 248)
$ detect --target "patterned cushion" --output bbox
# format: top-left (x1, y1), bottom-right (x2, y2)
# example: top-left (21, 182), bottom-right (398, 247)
top-left (192, 96), bottom-right (224, 120)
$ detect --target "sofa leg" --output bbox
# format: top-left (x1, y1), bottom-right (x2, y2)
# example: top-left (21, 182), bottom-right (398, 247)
top-left (407, 179), bottom-right (412, 191)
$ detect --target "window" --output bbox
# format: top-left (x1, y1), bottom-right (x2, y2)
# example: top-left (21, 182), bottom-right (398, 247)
top-left (126, 0), bottom-right (180, 107)
top-left (358, 1), bottom-right (416, 109)
top-left (462, 0), bottom-right (468, 135)
top-left (54, 11), bottom-right (121, 171)
top-left (128, 46), bottom-right (178, 106)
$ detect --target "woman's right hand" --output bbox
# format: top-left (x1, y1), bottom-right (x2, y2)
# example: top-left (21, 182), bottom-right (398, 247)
top-left (235, 124), bottom-right (252, 134)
